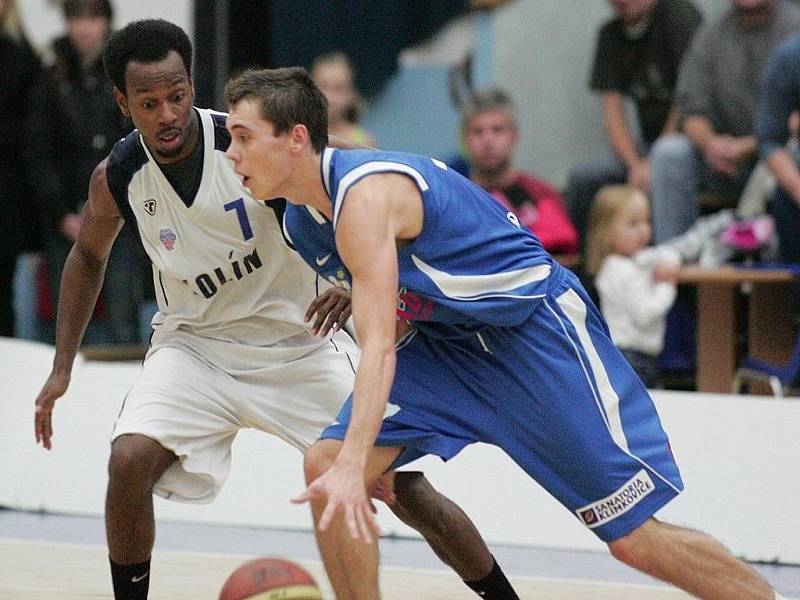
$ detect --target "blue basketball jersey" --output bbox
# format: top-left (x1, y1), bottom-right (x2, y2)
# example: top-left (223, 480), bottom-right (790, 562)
top-left (284, 148), bottom-right (558, 331)
top-left (286, 147), bottom-right (684, 542)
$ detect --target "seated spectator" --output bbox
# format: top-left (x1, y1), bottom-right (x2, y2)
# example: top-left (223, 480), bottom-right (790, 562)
top-left (0, 0), bottom-right (40, 337)
top-left (757, 32), bottom-right (800, 266)
top-left (462, 87), bottom-right (579, 255)
top-left (564, 0), bottom-right (702, 246)
top-left (586, 184), bottom-right (733, 387)
top-left (311, 51), bottom-right (376, 147)
top-left (648, 0), bottom-right (800, 244)
top-left (25, 0), bottom-right (148, 344)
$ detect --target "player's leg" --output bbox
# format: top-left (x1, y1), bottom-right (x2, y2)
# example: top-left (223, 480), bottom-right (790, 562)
top-left (106, 433), bottom-right (177, 600)
top-left (387, 471), bottom-right (519, 599)
top-left (302, 439), bottom-right (402, 600)
top-left (522, 273), bottom-right (778, 599)
top-left (608, 518), bottom-right (774, 600)
top-left (106, 336), bottom-right (243, 600)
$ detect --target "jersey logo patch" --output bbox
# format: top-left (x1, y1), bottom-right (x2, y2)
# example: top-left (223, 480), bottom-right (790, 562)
top-left (316, 253), bottom-right (332, 266)
top-left (143, 198), bottom-right (157, 215)
top-left (159, 228), bottom-right (177, 251)
top-left (576, 470), bottom-right (654, 528)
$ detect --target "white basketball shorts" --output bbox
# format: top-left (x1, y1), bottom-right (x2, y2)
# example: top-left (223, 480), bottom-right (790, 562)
top-left (110, 328), bottom-right (358, 503)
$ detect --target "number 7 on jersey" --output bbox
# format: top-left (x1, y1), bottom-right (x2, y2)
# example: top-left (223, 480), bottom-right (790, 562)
top-left (224, 198), bottom-right (253, 240)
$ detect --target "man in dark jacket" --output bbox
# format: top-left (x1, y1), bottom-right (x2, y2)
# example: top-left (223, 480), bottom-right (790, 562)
top-left (26, 0), bottom-right (149, 344)
top-left (0, 0), bottom-right (40, 337)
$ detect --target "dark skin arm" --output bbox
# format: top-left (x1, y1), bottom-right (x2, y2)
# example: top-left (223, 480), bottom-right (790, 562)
top-left (34, 159), bottom-right (123, 449)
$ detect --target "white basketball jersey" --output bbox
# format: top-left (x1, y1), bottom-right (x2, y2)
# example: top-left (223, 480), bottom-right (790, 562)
top-left (106, 108), bottom-right (325, 346)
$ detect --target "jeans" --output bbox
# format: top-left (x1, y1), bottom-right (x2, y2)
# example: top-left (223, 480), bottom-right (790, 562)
top-left (649, 134), bottom-right (752, 244)
top-left (770, 185), bottom-right (800, 265)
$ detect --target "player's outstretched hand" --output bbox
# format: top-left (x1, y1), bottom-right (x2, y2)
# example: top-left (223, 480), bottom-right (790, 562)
top-left (305, 287), bottom-right (352, 336)
top-left (34, 370), bottom-right (70, 450)
top-left (292, 460), bottom-right (381, 544)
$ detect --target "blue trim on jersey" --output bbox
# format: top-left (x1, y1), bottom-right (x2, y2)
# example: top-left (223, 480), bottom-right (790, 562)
top-left (210, 112), bottom-right (231, 152)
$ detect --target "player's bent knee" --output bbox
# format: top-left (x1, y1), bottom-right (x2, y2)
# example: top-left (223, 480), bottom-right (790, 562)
top-left (392, 471), bottom-right (429, 511)
top-left (607, 520), bottom-right (658, 571)
top-left (302, 439), bottom-right (341, 484)
top-left (107, 434), bottom-right (175, 494)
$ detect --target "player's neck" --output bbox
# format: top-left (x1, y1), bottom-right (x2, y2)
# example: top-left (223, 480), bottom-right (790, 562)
top-left (286, 151), bottom-right (333, 219)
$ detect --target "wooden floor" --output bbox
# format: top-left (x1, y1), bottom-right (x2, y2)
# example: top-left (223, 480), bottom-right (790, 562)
top-left (1, 539), bottom-right (690, 600)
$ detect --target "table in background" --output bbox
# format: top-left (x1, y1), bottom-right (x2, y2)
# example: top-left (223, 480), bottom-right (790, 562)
top-left (677, 266), bottom-right (798, 393)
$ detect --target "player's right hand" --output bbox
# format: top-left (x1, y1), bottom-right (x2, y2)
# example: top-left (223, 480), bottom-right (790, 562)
top-left (34, 370), bottom-right (70, 450)
top-left (305, 287), bottom-right (352, 336)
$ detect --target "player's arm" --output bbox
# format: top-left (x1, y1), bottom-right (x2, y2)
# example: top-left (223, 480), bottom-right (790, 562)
top-left (294, 173), bottom-right (422, 542)
top-left (335, 177), bottom-right (402, 467)
top-left (34, 158), bottom-right (124, 449)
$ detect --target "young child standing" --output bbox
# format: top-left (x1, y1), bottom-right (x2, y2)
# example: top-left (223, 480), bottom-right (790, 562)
top-left (586, 185), bottom-right (733, 387)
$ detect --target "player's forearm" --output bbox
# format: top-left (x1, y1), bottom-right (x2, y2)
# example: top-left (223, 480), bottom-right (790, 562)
top-left (339, 345), bottom-right (396, 465)
top-left (51, 245), bottom-right (108, 374)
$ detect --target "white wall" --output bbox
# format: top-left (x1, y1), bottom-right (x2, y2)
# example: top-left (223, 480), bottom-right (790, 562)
top-left (2, 337), bottom-right (798, 563)
top-left (18, 0), bottom-right (192, 50)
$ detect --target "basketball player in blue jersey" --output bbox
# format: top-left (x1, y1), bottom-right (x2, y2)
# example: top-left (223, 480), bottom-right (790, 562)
top-left (224, 67), bottom-right (788, 600)
top-left (31, 20), bottom-right (520, 600)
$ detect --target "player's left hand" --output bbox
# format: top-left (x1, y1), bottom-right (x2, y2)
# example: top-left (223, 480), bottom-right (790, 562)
top-left (292, 459), bottom-right (381, 544)
top-left (305, 287), bottom-right (351, 336)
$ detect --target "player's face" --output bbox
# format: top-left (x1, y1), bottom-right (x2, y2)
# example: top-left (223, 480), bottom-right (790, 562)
top-left (226, 98), bottom-right (293, 200)
top-left (463, 109), bottom-right (518, 175)
top-left (114, 50), bottom-right (197, 164)
top-left (610, 191), bottom-right (652, 257)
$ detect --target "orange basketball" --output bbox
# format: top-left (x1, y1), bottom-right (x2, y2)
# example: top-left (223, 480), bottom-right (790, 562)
top-left (218, 557), bottom-right (322, 600)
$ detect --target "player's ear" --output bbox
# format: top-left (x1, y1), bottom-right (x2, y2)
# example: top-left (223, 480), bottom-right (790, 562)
top-left (289, 123), bottom-right (311, 151)
top-left (112, 87), bottom-right (130, 118)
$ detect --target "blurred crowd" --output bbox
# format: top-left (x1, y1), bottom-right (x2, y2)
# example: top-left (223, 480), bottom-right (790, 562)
top-left (2, 0), bottom-right (800, 387)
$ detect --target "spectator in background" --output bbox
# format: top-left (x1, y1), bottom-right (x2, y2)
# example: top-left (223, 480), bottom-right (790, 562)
top-left (0, 0), bottom-right (40, 337)
top-left (586, 184), bottom-right (733, 387)
top-left (462, 87), bottom-right (579, 256)
top-left (311, 51), bottom-right (376, 147)
top-left (756, 32), bottom-right (800, 265)
top-left (648, 0), bottom-right (800, 244)
top-left (564, 0), bottom-right (702, 246)
top-left (25, 0), bottom-right (149, 344)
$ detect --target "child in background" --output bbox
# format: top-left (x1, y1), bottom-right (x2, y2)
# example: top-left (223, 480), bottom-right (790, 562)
top-left (311, 52), bottom-right (375, 148)
top-left (586, 185), bottom-right (734, 387)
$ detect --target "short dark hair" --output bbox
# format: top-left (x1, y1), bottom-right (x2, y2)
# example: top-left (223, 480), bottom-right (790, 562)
top-left (225, 67), bottom-right (329, 153)
top-left (461, 87), bottom-right (517, 133)
top-left (103, 19), bottom-right (192, 92)
top-left (63, 0), bottom-right (113, 20)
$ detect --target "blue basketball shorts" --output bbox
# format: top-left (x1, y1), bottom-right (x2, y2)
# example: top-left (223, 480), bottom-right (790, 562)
top-left (320, 270), bottom-right (684, 541)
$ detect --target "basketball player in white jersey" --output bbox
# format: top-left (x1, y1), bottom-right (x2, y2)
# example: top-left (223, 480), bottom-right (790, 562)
top-left (32, 19), bottom-right (520, 600)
